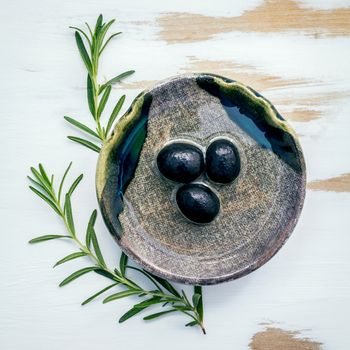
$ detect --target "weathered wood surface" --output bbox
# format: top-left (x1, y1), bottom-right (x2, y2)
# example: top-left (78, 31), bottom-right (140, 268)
top-left (1, 0), bottom-right (349, 349)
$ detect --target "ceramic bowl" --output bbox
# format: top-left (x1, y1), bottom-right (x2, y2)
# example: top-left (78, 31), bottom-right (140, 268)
top-left (96, 73), bottom-right (306, 285)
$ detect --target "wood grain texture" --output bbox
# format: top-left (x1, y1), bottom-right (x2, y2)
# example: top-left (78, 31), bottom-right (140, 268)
top-left (1, 0), bottom-right (350, 349)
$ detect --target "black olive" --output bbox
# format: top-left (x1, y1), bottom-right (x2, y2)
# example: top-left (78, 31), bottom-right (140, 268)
top-left (157, 142), bottom-right (204, 183)
top-left (205, 139), bottom-right (240, 184)
top-left (176, 183), bottom-right (220, 224)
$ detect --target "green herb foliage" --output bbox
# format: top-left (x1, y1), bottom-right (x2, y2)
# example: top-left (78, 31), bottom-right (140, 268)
top-left (65, 14), bottom-right (134, 150)
top-left (29, 15), bottom-right (205, 334)
top-left (28, 163), bottom-right (205, 333)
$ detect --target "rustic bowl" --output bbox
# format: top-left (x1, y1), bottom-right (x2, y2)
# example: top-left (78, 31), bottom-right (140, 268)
top-left (96, 73), bottom-right (306, 285)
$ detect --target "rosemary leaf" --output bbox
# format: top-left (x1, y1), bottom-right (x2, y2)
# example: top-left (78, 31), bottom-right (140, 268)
top-left (67, 174), bottom-right (83, 197)
top-left (99, 32), bottom-right (122, 56)
top-left (133, 297), bottom-right (162, 309)
top-left (99, 71), bottom-right (135, 94)
top-left (84, 211), bottom-right (105, 267)
top-left (125, 266), bottom-right (162, 292)
top-left (53, 251), bottom-right (87, 267)
top-left (119, 306), bottom-right (146, 323)
top-left (38, 163), bottom-right (51, 187)
top-left (97, 85), bottom-right (111, 119)
top-left (86, 209), bottom-right (97, 248)
top-left (87, 75), bottom-right (96, 117)
top-left (69, 26), bottom-right (91, 48)
top-left (106, 95), bottom-right (125, 136)
top-left (29, 186), bottom-right (61, 216)
top-left (192, 293), bottom-right (201, 309)
top-left (30, 167), bottom-right (44, 182)
top-left (64, 116), bottom-right (100, 139)
top-left (95, 269), bottom-right (119, 281)
top-left (181, 289), bottom-right (191, 306)
top-left (75, 32), bottom-right (92, 76)
top-left (119, 252), bottom-right (128, 276)
top-left (103, 290), bottom-right (141, 303)
top-left (90, 227), bottom-right (106, 268)
top-left (27, 176), bottom-right (48, 194)
top-left (82, 282), bottom-right (119, 305)
top-left (172, 305), bottom-right (192, 311)
top-left (67, 136), bottom-right (101, 153)
top-left (194, 286), bottom-right (203, 321)
top-left (149, 273), bottom-right (181, 298)
top-left (59, 266), bottom-right (99, 287)
top-left (30, 167), bottom-right (52, 195)
top-left (85, 22), bottom-right (93, 37)
top-left (58, 162), bottom-right (72, 202)
top-left (143, 309), bottom-right (177, 320)
top-left (94, 14), bottom-right (103, 36)
top-left (96, 19), bottom-right (115, 52)
top-left (29, 235), bottom-right (71, 244)
top-left (64, 193), bottom-right (75, 236)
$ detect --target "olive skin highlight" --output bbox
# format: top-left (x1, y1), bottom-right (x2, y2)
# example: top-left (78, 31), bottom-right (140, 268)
top-left (157, 142), bottom-right (204, 183)
top-left (176, 183), bottom-right (220, 224)
top-left (205, 139), bottom-right (240, 184)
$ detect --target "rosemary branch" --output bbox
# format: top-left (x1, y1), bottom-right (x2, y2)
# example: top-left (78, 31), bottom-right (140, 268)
top-left (28, 163), bottom-right (205, 333)
top-left (29, 14), bottom-right (205, 333)
top-left (65, 14), bottom-right (134, 151)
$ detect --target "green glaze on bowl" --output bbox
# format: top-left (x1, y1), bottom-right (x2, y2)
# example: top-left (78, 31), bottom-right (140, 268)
top-left (96, 73), bottom-right (306, 285)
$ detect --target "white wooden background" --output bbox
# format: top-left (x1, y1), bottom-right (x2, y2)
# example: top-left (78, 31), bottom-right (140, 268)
top-left (1, 0), bottom-right (350, 349)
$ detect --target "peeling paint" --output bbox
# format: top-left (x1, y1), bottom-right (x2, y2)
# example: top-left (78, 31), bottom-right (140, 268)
top-left (249, 326), bottom-right (323, 350)
top-left (308, 173), bottom-right (350, 192)
top-left (180, 57), bottom-right (310, 92)
top-left (280, 108), bottom-right (321, 122)
top-left (157, 0), bottom-right (350, 44)
top-left (118, 80), bottom-right (158, 90)
top-left (276, 90), bottom-right (350, 107)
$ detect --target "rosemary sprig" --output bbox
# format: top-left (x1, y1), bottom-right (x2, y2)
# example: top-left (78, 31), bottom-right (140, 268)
top-left (28, 163), bottom-right (205, 333)
top-left (52, 14), bottom-right (205, 333)
top-left (65, 14), bottom-right (134, 151)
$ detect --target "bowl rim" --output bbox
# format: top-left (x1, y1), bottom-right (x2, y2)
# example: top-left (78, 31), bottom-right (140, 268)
top-left (96, 73), bottom-right (306, 285)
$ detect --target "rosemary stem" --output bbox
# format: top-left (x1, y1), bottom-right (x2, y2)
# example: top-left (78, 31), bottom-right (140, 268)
top-left (89, 41), bottom-right (106, 142)
top-left (32, 13), bottom-right (206, 332)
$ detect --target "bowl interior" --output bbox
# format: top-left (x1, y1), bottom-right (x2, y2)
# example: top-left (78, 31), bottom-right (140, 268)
top-left (96, 74), bottom-right (306, 285)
